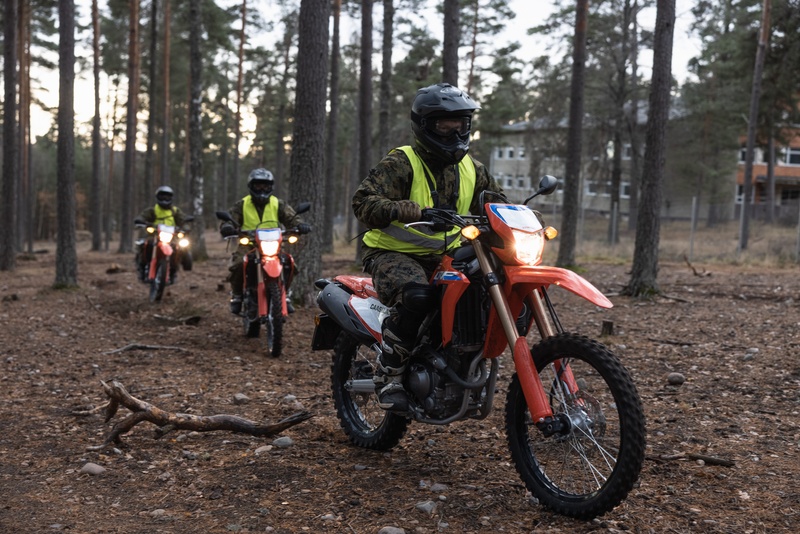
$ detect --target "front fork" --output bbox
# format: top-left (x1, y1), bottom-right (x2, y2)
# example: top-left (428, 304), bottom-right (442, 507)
top-left (472, 242), bottom-right (576, 436)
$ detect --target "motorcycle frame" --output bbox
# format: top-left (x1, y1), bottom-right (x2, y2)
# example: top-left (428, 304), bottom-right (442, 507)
top-left (147, 225), bottom-right (174, 281)
top-left (242, 229), bottom-right (289, 319)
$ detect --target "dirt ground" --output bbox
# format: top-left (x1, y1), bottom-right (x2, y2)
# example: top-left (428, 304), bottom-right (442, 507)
top-left (1, 236), bottom-right (799, 534)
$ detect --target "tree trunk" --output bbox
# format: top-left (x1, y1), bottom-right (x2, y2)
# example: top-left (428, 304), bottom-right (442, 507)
top-left (627, 0), bottom-right (641, 232)
top-left (188, 0), bottom-right (207, 261)
top-left (160, 0), bottom-right (171, 187)
top-left (466, 0), bottom-right (478, 94)
top-left (118, 0), bottom-right (140, 254)
top-left (290, 0), bottom-right (330, 305)
top-left (738, 0), bottom-right (771, 252)
top-left (624, 0), bottom-right (675, 297)
top-left (1, 0), bottom-right (18, 271)
top-left (233, 0), bottom-right (246, 204)
top-left (442, 0), bottom-right (459, 85)
top-left (377, 0), bottom-right (393, 158)
top-left (556, 0), bottom-right (589, 268)
top-left (18, 0), bottom-right (31, 253)
top-left (323, 0), bottom-right (342, 253)
top-left (144, 0), bottom-right (159, 197)
top-left (355, 0), bottom-right (373, 261)
top-left (90, 0), bottom-right (103, 251)
top-left (56, 0), bottom-right (78, 288)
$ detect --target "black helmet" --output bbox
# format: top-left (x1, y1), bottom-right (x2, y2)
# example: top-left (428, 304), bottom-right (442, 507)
top-left (247, 168), bottom-right (275, 206)
top-left (410, 83), bottom-right (480, 164)
top-left (155, 185), bottom-right (174, 209)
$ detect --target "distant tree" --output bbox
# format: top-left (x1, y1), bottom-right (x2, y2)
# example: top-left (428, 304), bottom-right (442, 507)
top-left (442, 0), bottom-right (459, 84)
top-left (556, 0), bottom-right (589, 268)
top-left (624, 0), bottom-right (675, 297)
top-left (356, 0), bottom-right (373, 260)
top-left (324, 0), bottom-right (342, 252)
top-left (143, 0), bottom-right (159, 198)
top-left (55, 0), bottom-right (78, 288)
top-left (290, 0), bottom-right (330, 304)
top-left (461, 0), bottom-right (515, 95)
top-left (188, 0), bottom-right (207, 261)
top-left (232, 0), bottom-right (246, 207)
top-left (1, 0), bottom-right (19, 271)
top-left (160, 0), bottom-right (171, 187)
top-left (378, 0), bottom-right (394, 157)
top-left (118, 0), bottom-right (140, 254)
top-left (90, 0), bottom-right (103, 251)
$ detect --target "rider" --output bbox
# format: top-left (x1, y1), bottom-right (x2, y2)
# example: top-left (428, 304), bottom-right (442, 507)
top-left (352, 82), bottom-right (506, 411)
top-left (219, 168), bottom-right (311, 315)
top-left (136, 185), bottom-right (187, 284)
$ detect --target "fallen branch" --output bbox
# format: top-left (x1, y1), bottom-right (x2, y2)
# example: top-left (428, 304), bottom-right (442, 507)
top-left (648, 451), bottom-right (735, 467)
top-left (152, 314), bottom-right (202, 326)
top-left (87, 380), bottom-right (313, 451)
top-left (103, 343), bottom-right (187, 354)
top-left (683, 254), bottom-right (711, 277)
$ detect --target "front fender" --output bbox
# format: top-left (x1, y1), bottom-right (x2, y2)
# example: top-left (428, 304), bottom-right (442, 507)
top-left (504, 265), bottom-right (613, 308)
top-left (263, 256), bottom-right (283, 278)
top-left (157, 241), bottom-right (174, 257)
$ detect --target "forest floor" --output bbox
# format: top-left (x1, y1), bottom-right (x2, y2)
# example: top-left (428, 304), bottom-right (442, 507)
top-left (1, 236), bottom-right (799, 534)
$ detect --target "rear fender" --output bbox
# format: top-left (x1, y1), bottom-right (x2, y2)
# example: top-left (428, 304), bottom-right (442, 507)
top-left (316, 282), bottom-right (384, 346)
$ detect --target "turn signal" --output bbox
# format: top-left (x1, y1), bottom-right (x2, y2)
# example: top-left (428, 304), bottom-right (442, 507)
top-left (287, 235), bottom-right (298, 244)
top-left (239, 236), bottom-right (250, 246)
top-left (544, 226), bottom-right (558, 240)
top-left (461, 225), bottom-right (481, 240)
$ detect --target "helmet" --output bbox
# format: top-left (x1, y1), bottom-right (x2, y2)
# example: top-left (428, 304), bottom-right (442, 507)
top-left (155, 186), bottom-right (174, 209)
top-left (247, 168), bottom-right (275, 206)
top-left (410, 83), bottom-right (480, 164)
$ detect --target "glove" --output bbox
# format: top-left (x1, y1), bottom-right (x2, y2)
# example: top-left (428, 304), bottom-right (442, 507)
top-left (220, 223), bottom-right (237, 237)
top-left (297, 223), bottom-right (311, 235)
top-left (391, 200), bottom-right (422, 223)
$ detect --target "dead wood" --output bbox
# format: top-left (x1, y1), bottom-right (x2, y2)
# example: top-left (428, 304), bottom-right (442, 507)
top-left (87, 380), bottom-right (313, 450)
top-left (683, 254), bottom-right (711, 277)
top-left (103, 343), bottom-right (188, 354)
top-left (649, 451), bottom-right (735, 467)
top-left (152, 313), bottom-right (202, 325)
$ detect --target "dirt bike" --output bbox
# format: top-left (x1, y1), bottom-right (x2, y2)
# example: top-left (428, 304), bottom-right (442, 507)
top-left (311, 176), bottom-right (645, 519)
top-left (216, 203), bottom-right (310, 358)
top-left (134, 216), bottom-right (194, 303)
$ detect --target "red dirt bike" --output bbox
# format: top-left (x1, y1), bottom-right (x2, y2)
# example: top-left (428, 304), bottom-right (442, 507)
top-left (216, 203), bottom-right (310, 358)
top-left (312, 176), bottom-right (645, 519)
top-left (134, 216), bottom-right (194, 303)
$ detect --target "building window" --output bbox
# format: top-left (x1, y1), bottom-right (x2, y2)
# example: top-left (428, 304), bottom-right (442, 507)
top-left (781, 189), bottom-right (800, 201)
top-left (517, 177), bottom-right (525, 188)
top-left (518, 146), bottom-right (525, 159)
top-left (496, 147), bottom-right (504, 159)
top-left (787, 147), bottom-right (800, 166)
top-left (739, 147), bottom-right (747, 162)
top-left (507, 148), bottom-right (515, 159)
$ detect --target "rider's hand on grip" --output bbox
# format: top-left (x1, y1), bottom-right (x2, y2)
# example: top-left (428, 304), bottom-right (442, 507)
top-left (298, 223), bottom-right (312, 235)
top-left (220, 223), bottom-right (237, 237)
top-left (391, 200), bottom-right (422, 223)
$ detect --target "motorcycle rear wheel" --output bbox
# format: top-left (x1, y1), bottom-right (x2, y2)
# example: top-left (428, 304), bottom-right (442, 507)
top-left (149, 259), bottom-right (168, 303)
top-left (331, 332), bottom-right (409, 450)
top-left (505, 333), bottom-right (645, 519)
top-left (242, 289), bottom-right (260, 338)
top-left (263, 281), bottom-right (284, 358)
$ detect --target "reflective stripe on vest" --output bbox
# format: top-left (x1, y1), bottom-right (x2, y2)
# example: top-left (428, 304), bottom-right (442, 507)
top-left (362, 146), bottom-right (476, 255)
top-left (153, 205), bottom-right (176, 226)
top-left (242, 195), bottom-right (279, 231)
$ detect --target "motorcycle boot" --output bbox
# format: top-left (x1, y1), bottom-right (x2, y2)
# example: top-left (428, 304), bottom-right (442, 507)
top-left (375, 305), bottom-right (421, 412)
top-left (230, 293), bottom-right (242, 315)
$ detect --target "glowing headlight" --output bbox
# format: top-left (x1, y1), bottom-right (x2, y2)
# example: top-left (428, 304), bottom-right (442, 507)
top-left (259, 240), bottom-right (280, 256)
top-left (146, 226), bottom-right (156, 234)
top-left (287, 235), bottom-right (298, 244)
top-left (239, 236), bottom-right (251, 246)
top-left (178, 238), bottom-right (190, 248)
top-left (158, 231), bottom-right (174, 244)
top-left (512, 229), bottom-right (545, 265)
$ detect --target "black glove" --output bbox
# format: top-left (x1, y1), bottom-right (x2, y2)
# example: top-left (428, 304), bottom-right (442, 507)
top-left (390, 200), bottom-right (422, 223)
top-left (220, 223), bottom-right (237, 237)
top-left (297, 223), bottom-right (311, 235)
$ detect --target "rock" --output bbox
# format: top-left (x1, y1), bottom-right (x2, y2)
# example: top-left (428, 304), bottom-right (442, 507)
top-left (272, 436), bottom-right (294, 448)
top-left (233, 393), bottom-right (250, 405)
top-left (378, 527), bottom-right (406, 534)
top-left (80, 462), bottom-right (106, 476)
top-left (415, 500), bottom-right (437, 514)
top-left (255, 445), bottom-right (272, 455)
top-left (666, 372), bottom-right (686, 386)
top-left (429, 483), bottom-right (448, 493)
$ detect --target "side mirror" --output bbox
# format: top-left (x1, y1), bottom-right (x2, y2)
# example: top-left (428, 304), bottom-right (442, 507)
top-left (537, 175), bottom-right (559, 196)
top-left (134, 218), bottom-right (147, 226)
top-left (295, 202), bottom-right (311, 215)
top-left (183, 215), bottom-right (195, 223)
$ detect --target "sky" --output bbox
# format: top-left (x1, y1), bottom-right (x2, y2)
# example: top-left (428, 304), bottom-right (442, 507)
top-left (32, 0), bottom-right (701, 140)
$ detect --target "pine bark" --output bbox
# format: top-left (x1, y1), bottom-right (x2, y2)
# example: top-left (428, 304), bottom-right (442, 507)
top-left (1, 0), bottom-right (18, 271)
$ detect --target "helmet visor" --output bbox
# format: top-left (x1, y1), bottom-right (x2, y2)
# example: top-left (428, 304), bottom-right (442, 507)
top-left (156, 193), bottom-right (173, 203)
top-left (428, 116), bottom-right (471, 137)
top-left (250, 182), bottom-right (273, 195)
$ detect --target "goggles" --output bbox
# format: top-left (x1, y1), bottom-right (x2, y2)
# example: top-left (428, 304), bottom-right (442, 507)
top-left (428, 116), bottom-right (471, 137)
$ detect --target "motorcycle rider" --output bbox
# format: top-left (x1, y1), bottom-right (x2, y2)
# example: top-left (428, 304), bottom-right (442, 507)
top-left (136, 185), bottom-right (187, 284)
top-left (219, 168), bottom-right (311, 315)
top-left (352, 82), bottom-right (507, 412)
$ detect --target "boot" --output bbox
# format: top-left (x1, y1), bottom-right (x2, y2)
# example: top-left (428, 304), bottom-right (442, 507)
top-left (230, 293), bottom-right (242, 315)
top-left (375, 314), bottom-right (415, 412)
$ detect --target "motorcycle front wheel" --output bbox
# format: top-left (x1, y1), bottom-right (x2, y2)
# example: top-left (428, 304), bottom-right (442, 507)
top-left (505, 333), bottom-right (646, 519)
top-left (242, 289), bottom-right (260, 338)
top-left (330, 332), bottom-right (409, 450)
top-left (263, 281), bottom-right (284, 358)
top-left (149, 258), bottom-right (168, 303)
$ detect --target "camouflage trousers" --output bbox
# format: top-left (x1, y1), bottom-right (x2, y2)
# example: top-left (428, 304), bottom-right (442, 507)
top-left (364, 250), bottom-right (441, 307)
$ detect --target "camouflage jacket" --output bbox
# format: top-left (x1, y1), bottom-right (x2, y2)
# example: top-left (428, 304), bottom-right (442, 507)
top-left (352, 146), bottom-right (505, 261)
top-left (138, 205), bottom-right (187, 227)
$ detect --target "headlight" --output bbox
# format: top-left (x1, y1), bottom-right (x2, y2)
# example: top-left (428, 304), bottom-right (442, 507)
top-left (512, 229), bottom-right (545, 265)
top-left (178, 238), bottom-right (190, 248)
top-left (259, 240), bottom-right (280, 256)
top-left (239, 236), bottom-right (251, 246)
top-left (158, 231), bottom-right (174, 244)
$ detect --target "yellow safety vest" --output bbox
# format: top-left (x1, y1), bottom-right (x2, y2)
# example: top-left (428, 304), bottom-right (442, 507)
top-left (153, 205), bottom-right (176, 226)
top-left (363, 146), bottom-right (475, 255)
top-left (242, 195), bottom-right (279, 231)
